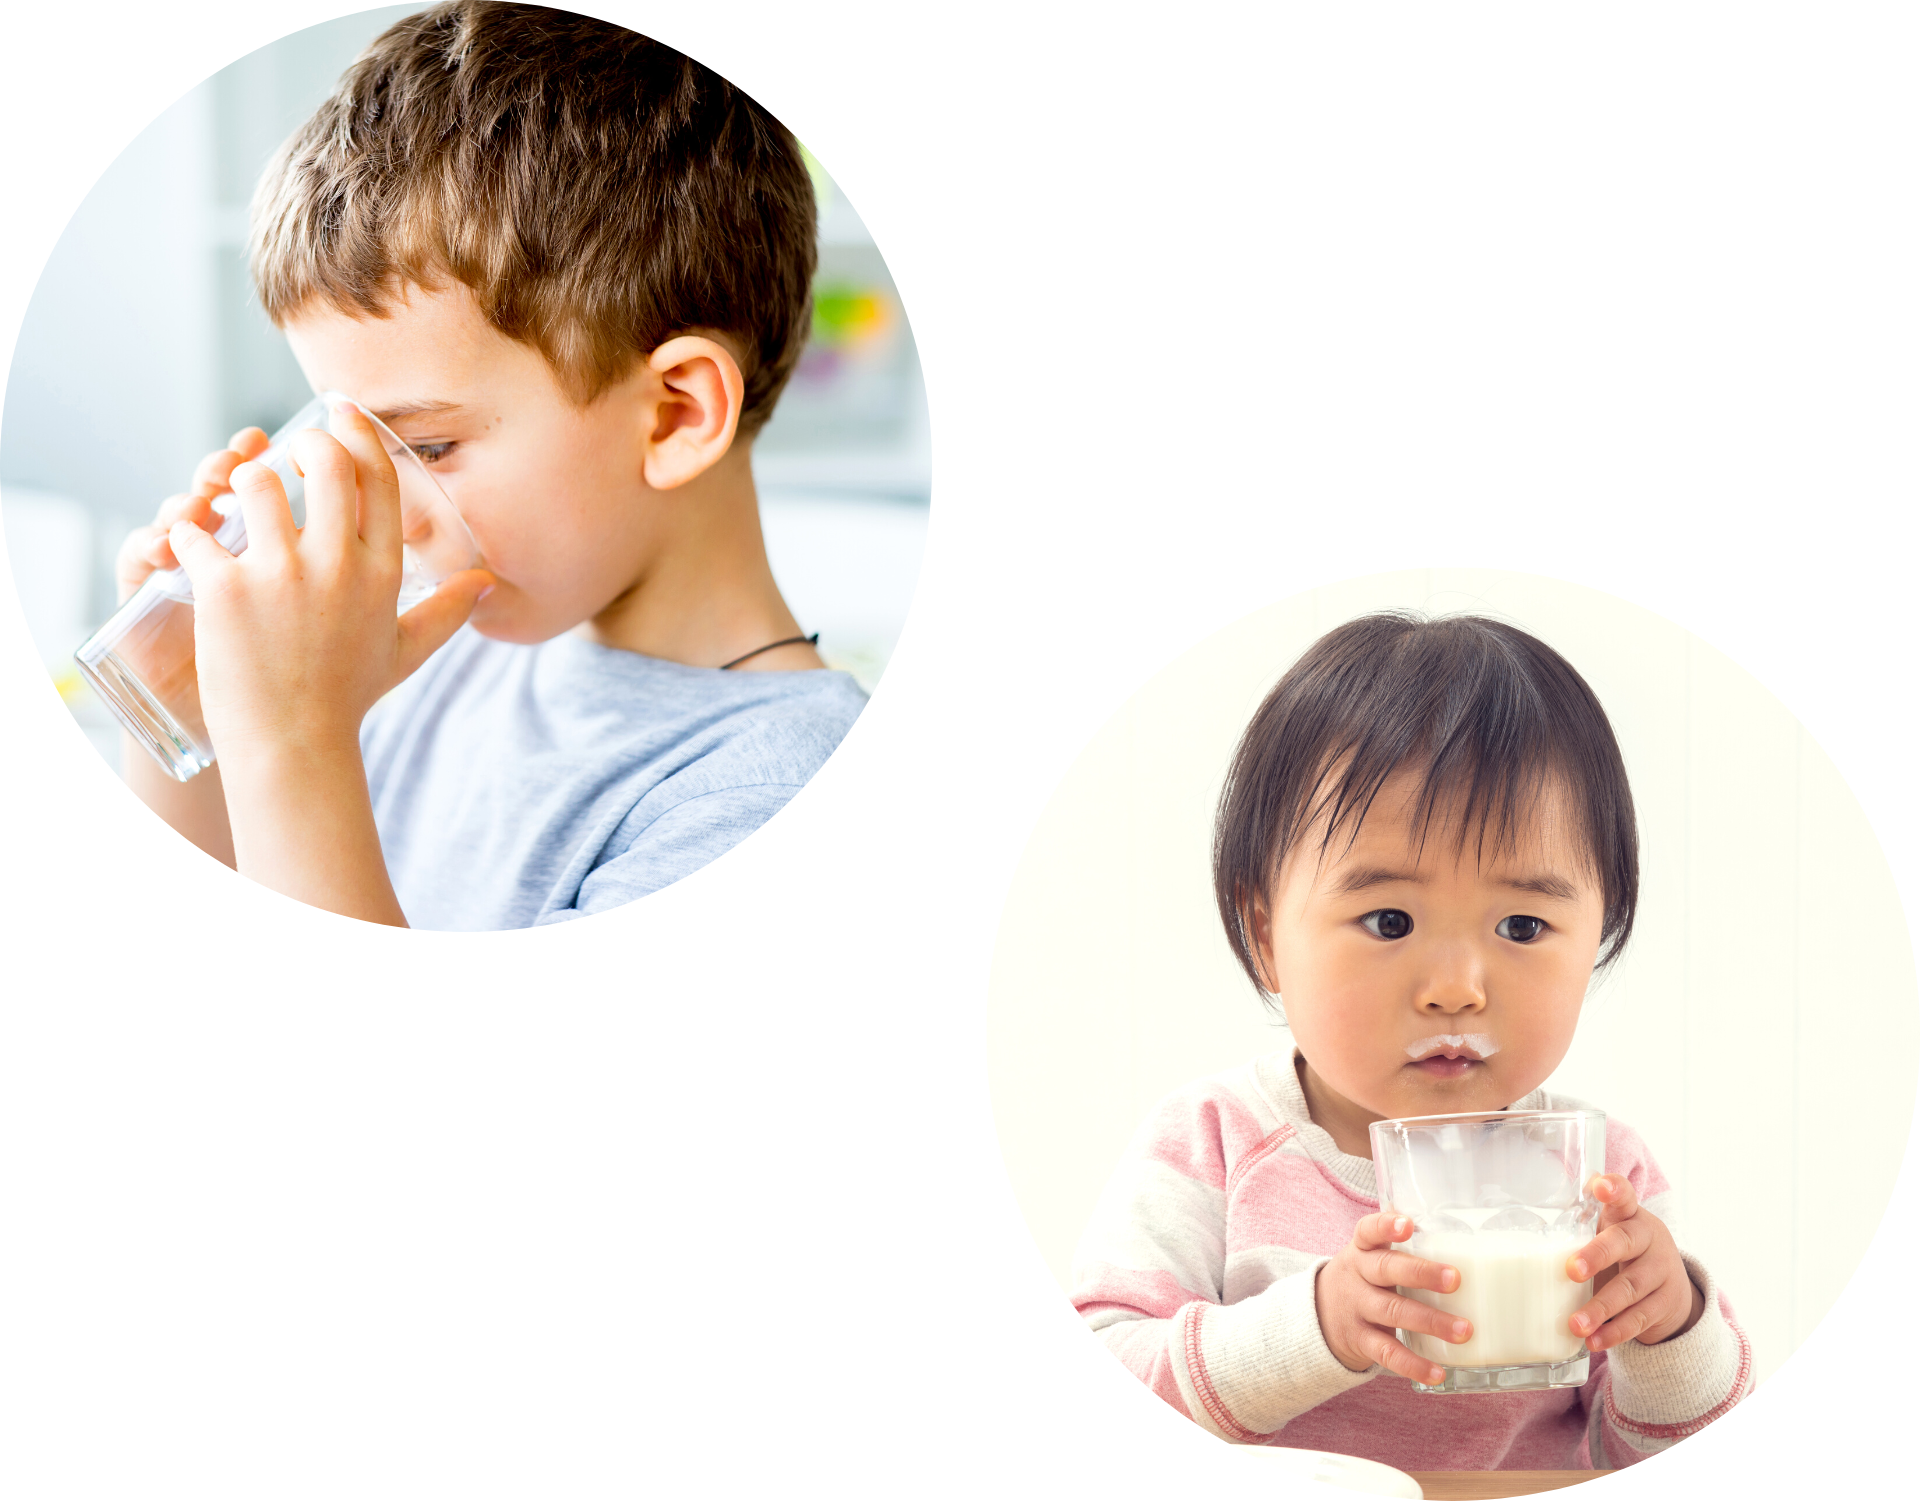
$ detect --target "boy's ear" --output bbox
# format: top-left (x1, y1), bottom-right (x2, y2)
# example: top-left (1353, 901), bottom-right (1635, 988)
top-left (641, 334), bottom-right (746, 490)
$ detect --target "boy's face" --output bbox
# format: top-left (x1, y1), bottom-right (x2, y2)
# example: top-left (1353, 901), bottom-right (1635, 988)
top-left (282, 284), bottom-right (689, 645)
top-left (1254, 769), bottom-right (1606, 1153)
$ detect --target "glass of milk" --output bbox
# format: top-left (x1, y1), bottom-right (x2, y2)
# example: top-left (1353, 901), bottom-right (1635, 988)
top-left (1368, 1108), bottom-right (1606, 1395)
top-left (74, 393), bottom-right (482, 781)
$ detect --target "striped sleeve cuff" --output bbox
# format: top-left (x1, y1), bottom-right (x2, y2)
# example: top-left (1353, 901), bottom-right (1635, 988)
top-left (1602, 1251), bottom-right (1753, 1445)
top-left (1169, 1262), bottom-right (1374, 1442)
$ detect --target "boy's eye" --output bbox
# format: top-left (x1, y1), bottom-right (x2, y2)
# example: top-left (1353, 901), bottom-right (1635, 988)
top-left (407, 441), bottom-right (456, 466)
top-left (1360, 909), bottom-right (1413, 940)
top-left (1496, 915), bottom-right (1547, 943)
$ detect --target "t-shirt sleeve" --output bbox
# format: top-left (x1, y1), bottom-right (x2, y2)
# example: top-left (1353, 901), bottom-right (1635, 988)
top-left (531, 782), bottom-right (809, 923)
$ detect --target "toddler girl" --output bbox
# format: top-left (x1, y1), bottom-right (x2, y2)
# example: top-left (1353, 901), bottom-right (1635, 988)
top-left (1071, 611), bottom-right (1752, 1470)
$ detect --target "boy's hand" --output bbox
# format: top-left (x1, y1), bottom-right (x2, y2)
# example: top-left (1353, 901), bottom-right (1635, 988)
top-left (166, 400), bottom-right (491, 761)
top-left (1566, 1174), bottom-right (1706, 1351)
top-left (115, 427), bottom-right (270, 603)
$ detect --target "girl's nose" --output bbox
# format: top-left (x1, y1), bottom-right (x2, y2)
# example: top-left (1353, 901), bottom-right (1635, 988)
top-left (1414, 952), bottom-right (1487, 1015)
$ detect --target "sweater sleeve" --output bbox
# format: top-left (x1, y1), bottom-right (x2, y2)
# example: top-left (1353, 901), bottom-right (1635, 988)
top-left (1069, 1085), bottom-right (1373, 1441)
top-left (1580, 1125), bottom-right (1755, 1467)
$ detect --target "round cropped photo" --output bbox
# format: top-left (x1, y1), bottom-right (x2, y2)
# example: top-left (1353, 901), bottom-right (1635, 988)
top-left (988, 569), bottom-right (1917, 1483)
top-left (0, 2), bottom-right (927, 931)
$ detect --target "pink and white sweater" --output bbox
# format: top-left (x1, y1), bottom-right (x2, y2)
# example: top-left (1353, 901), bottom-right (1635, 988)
top-left (1070, 1039), bottom-right (1753, 1470)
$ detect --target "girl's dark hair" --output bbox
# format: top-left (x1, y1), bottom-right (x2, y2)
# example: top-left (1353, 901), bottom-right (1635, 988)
top-left (1212, 611), bottom-right (1639, 994)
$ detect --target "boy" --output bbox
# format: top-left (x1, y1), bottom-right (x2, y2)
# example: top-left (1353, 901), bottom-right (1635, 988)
top-left (115, 3), bottom-right (867, 929)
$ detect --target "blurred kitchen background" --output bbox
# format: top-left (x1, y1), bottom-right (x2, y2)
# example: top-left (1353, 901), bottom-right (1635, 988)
top-left (1, 4), bottom-right (929, 770)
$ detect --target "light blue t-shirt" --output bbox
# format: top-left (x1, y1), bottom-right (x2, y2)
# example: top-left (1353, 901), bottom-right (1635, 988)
top-left (359, 627), bottom-right (868, 931)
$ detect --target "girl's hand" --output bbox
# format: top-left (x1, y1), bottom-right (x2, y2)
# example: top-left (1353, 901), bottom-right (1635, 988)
top-left (1315, 1211), bottom-right (1473, 1385)
top-left (165, 399), bottom-right (492, 765)
top-left (1566, 1174), bottom-right (1706, 1351)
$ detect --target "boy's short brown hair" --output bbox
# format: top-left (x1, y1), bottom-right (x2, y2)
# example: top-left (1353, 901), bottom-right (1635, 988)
top-left (250, 1), bottom-right (816, 436)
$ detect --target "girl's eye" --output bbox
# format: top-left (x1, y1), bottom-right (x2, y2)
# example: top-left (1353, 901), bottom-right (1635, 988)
top-left (1360, 909), bottom-right (1413, 940)
top-left (1496, 915), bottom-right (1547, 943)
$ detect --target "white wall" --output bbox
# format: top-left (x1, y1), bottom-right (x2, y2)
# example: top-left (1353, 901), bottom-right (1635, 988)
top-left (986, 567), bottom-right (1920, 1388)
top-left (0, 84), bottom-right (217, 598)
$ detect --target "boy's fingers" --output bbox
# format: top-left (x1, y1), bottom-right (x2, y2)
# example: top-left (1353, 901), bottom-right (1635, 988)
top-left (228, 460), bottom-right (299, 562)
top-left (191, 449), bottom-right (246, 500)
top-left (152, 492), bottom-right (199, 528)
top-left (151, 493), bottom-right (223, 544)
top-left (166, 520), bottom-right (238, 595)
top-left (189, 429), bottom-right (271, 499)
top-left (116, 527), bottom-right (171, 599)
top-left (122, 498), bottom-right (217, 588)
top-left (325, 400), bottom-right (403, 557)
top-left (394, 571), bottom-right (493, 681)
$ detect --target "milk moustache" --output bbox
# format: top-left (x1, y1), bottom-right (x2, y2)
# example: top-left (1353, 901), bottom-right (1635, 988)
top-left (1399, 1206), bottom-right (1593, 1369)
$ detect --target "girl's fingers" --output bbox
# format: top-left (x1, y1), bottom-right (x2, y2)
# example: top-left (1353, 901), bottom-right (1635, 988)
top-left (1352, 1212), bottom-right (1417, 1251)
top-left (1369, 1252), bottom-right (1451, 1294)
top-left (1354, 1327), bottom-right (1449, 1386)
top-left (1352, 1215), bottom-right (1455, 1291)
top-left (1569, 1262), bottom-right (1655, 1340)
top-left (1589, 1173), bottom-right (1641, 1226)
top-left (1367, 1290), bottom-right (1466, 1352)
top-left (1568, 1215), bottom-right (1652, 1282)
top-left (1566, 1298), bottom-right (1628, 1344)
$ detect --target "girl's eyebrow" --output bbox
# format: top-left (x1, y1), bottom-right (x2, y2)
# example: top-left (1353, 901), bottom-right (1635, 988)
top-left (1324, 866), bottom-right (1582, 902)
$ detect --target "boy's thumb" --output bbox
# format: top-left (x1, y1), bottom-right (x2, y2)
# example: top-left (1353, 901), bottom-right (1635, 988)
top-left (395, 570), bottom-right (494, 680)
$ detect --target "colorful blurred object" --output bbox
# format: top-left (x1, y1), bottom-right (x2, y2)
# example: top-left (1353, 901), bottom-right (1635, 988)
top-left (811, 283), bottom-right (894, 354)
top-left (799, 280), bottom-right (901, 393)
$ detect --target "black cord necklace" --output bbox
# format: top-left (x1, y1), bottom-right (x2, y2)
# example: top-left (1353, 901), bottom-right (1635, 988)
top-left (719, 632), bottom-right (819, 670)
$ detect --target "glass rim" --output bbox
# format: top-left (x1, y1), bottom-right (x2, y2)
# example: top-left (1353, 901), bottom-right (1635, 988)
top-left (1368, 1107), bottom-right (1606, 1134)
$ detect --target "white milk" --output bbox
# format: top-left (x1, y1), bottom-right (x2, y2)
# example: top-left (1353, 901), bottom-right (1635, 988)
top-left (1399, 1208), bottom-right (1593, 1369)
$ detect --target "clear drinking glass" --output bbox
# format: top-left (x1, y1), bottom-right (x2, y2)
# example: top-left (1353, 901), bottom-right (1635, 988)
top-left (74, 392), bottom-right (482, 781)
top-left (1369, 1108), bottom-right (1607, 1395)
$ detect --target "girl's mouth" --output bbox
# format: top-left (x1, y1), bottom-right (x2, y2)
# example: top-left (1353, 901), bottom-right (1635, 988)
top-left (1408, 1055), bottom-right (1481, 1080)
